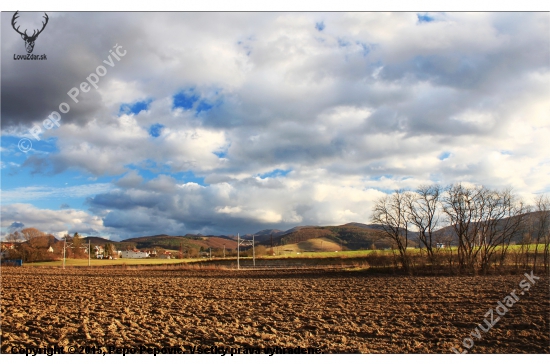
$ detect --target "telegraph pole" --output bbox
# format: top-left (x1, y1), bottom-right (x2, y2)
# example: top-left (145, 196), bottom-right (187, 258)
top-left (88, 238), bottom-right (91, 267)
top-left (63, 237), bottom-right (66, 269)
top-left (252, 235), bottom-right (255, 267)
top-left (223, 244), bottom-right (226, 258)
top-left (237, 234), bottom-right (240, 269)
top-left (209, 247), bottom-right (212, 260)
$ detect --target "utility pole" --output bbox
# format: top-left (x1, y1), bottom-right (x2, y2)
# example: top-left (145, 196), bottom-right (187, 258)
top-left (252, 235), bottom-right (255, 267)
top-left (237, 233), bottom-right (240, 270)
top-left (223, 244), bottom-right (226, 258)
top-left (209, 247), bottom-right (212, 260)
top-left (63, 237), bottom-right (66, 269)
top-left (88, 238), bottom-right (90, 267)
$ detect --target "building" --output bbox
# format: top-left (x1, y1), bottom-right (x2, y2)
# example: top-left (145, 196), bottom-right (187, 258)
top-left (1, 243), bottom-right (15, 250)
top-left (121, 250), bottom-right (150, 259)
top-left (94, 245), bottom-right (104, 258)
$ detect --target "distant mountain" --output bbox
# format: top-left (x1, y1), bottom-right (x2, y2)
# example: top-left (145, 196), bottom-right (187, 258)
top-left (185, 233), bottom-right (204, 238)
top-left (86, 236), bottom-right (118, 246)
top-left (255, 229), bottom-right (284, 236)
top-left (428, 210), bottom-right (542, 247)
top-left (256, 224), bottom-right (392, 250)
top-left (241, 229), bottom-right (285, 242)
top-left (120, 234), bottom-right (237, 250)
top-left (282, 225), bottom-right (318, 234)
top-left (343, 222), bottom-right (387, 231)
top-left (76, 211), bottom-right (544, 253)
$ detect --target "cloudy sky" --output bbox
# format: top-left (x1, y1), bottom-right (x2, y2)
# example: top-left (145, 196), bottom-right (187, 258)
top-left (1, 10), bottom-right (549, 240)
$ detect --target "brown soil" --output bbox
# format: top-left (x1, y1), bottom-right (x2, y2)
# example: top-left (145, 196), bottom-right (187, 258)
top-left (1, 267), bottom-right (548, 354)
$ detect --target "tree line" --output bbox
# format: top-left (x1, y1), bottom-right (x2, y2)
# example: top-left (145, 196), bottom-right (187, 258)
top-left (371, 184), bottom-right (549, 274)
top-left (2, 229), bottom-right (90, 262)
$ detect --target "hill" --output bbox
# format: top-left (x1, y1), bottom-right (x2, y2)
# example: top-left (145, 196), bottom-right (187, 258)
top-left (78, 211), bottom-right (544, 253)
top-left (86, 236), bottom-right (118, 245)
top-left (264, 224), bottom-right (393, 250)
top-left (343, 222), bottom-right (387, 231)
top-left (276, 237), bottom-right (343, 253)
top-left (120, 234), bottom-right (237, 251)
top-left (429, 210), bottom-right (543, 247)
top-left (240, 229), bottom-right (286, 242)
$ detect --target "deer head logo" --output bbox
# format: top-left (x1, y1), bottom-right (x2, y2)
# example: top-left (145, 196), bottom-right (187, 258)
top-left (12, 11), bottom-right (49, 54)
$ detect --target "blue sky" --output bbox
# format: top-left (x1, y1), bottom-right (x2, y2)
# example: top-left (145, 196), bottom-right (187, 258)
top-left (1, 11), bottom-right (549, 240)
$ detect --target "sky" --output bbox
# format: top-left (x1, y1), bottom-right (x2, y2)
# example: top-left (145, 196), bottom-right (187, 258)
top-left (1, 10), bottom-right (549, 241)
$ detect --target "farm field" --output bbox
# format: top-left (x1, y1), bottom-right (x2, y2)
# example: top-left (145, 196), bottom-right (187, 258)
top-left (17, 243), bottom-right (547, 266)
top-left (1, 267), bottom-right (548, 354)
top-left (24, 258), bottom-right (198, 267)
top-left (267, 243), bottom-right (548, 259)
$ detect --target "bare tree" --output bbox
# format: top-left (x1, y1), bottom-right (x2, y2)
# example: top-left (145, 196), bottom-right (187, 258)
top-left (5, 231), bottom-right (22, 243)
top-left (21, 227), bottom-right (45, 242)
top-left (371, 190), bottom-right (412, 273)
top-left (442, 184), bottom-right (528, 273)
top-left (405, 184), bottom-right (442, 266)
top-left (476, 188), bottom-right (528, 273)
top-left (530, 195), bottom-right (550, 272)
top-left (442, 184), bottom-right (486, 272)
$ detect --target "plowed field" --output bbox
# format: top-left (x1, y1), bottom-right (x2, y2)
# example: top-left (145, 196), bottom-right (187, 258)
top-left (1, 267), bottom-right (548, 353)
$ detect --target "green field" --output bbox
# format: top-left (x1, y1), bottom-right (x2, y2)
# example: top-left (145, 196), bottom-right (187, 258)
top-left (269, 249), bottom-right (385, 258)
top-left (268, 243), bottom-right (547, 259)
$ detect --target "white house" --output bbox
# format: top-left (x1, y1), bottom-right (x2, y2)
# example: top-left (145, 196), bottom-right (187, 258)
top-left (94, 245), bottom-right (104, 258)
top-left (121, 250), bottom-right (150, 259)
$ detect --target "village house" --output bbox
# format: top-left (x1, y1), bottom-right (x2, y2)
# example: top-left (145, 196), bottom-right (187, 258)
top-left (121, 250), bottom-right (150, 259)
top-left (0, 243), bottom-right (14, 259)
top-left (94, 245), bottom-right (105, 259)
top-left (1, 243), bottom-right (16, 251)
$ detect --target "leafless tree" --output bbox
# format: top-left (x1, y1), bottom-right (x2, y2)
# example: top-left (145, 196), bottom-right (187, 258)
top-left (5, 231), bottom-right (22, 243)
top-left (530, 195), bottom-right (550, 271)
top-left (21, 227), bottom-right (45, 242)
top-left (442, 184), bottom-right (486, 272)
top-left (371, 190), bottom-right (412, 273)
top-left (476, 188), bottom-right (528, 274)
top-left (442, 184), bottom-right (528, 273)
top-left (405, 184), bottom-right (442, 266)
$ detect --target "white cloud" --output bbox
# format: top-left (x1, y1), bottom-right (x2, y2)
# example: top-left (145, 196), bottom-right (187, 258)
top-left (2, 12), bottom-right (549, 237)
top-left (1, 203), bottom-right (104, 239)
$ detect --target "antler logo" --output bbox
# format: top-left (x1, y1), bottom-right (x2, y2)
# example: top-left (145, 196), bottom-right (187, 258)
top-left (12, 11), bottom-right (49, 54)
